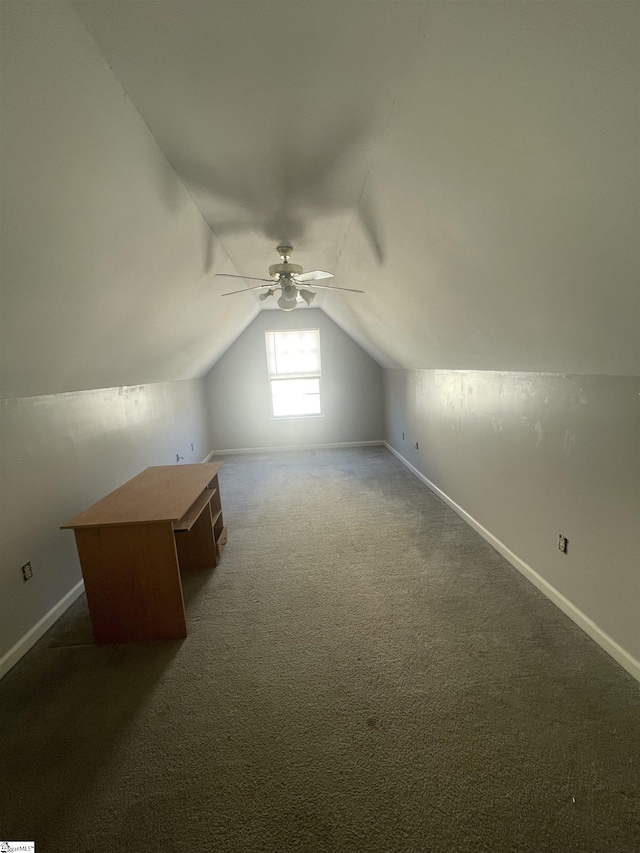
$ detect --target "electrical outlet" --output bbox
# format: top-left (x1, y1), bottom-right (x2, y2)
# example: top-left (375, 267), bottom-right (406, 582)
top-left (558, 535), bottom-right (568, 554)
top-left (22, 561), bottom-right (33, 581)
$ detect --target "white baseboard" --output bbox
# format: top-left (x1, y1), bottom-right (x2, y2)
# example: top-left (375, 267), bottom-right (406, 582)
top-left (208, 440), bottom-right (384, 456)
top-left (383, 442), bottom-right (640, 684)
top-left (7, 443), bottom-right (635, 685)
top-left (0, 579), bottom-right (85, 680)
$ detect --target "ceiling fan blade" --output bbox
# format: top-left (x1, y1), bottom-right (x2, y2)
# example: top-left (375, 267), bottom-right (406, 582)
top-left (304, 283), bottom-right (365, 293)
top-left (294, 270), bottom-right (334, 283)
top-left (221, 283), bottom-right (280, 296)
top-left (216, 273), bottom-right (274, 282)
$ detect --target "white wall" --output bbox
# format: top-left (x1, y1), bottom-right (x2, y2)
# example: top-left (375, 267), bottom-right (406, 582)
top-left (205, 309), bottom-right (384, 451)
top-left (0, 2), bottom-right (236, 674)
top-left (384, 370), bottom-right (640, 676)
top-left (0, 380), bottom-right (210, 673)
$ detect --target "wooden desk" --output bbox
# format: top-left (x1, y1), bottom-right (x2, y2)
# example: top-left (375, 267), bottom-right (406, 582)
top-left (61, 463), bottom-right (227, 644)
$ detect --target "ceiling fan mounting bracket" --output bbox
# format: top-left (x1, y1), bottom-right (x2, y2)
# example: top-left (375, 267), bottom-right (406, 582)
top-left (277, 244), bottom-right (294, 261)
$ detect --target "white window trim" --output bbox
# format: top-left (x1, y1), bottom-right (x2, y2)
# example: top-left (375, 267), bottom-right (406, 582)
top-left (265, 329), bottom-right (323, 419)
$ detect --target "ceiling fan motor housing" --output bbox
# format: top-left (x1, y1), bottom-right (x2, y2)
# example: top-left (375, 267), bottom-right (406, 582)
top-left (269, 262), bottom-right (303, 279)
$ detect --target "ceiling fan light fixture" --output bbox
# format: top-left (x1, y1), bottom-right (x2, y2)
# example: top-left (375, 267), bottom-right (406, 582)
top-left (276, 281), bottom-right (299, 311)
top-left (277, 293), bottom-right (298, 311)
top-left (299, 289), bottom-right (316, 306)
top-left (218, 245), bottom-right (365, 304)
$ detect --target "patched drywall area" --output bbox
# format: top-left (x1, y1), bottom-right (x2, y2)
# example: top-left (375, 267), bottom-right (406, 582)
top-left (0, 380), bottom-right (210, 666)
top-left (205, 309), bottom-right (383, 451)
top-left (384, 370), bottom-right (640, 667)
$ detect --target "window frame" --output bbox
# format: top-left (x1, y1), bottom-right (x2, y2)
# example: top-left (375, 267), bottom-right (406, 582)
top-left (265, 328), bottom-right (324, 420)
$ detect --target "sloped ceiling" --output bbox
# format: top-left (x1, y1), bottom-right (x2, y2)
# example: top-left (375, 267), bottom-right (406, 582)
top-left (2, 2), bottom-right (638, 400)
top-left (72, 0), bottom-right (639, 376)
top-left (1, 0), bottom-right (259, 399)
top-left (70, 0), bottom-right (426, 319)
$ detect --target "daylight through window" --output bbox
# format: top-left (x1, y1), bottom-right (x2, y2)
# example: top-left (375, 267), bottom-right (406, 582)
top-left (265, 329), bottom-right (322, 417)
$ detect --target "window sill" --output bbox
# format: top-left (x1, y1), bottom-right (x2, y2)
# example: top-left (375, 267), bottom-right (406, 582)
top-left (270, 415), bottom-right (326, 421)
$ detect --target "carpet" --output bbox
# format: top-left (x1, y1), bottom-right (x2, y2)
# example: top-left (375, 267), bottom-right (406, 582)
top-left (1, 447), bottom-right (638, 852)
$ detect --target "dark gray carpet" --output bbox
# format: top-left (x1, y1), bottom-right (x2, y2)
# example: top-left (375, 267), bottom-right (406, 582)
top-left (1, 447), bottom-right (639, 852)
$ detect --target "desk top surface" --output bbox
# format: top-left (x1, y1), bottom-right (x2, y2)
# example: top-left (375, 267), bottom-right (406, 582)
top-left (61, 463), bottom-right (223, 528)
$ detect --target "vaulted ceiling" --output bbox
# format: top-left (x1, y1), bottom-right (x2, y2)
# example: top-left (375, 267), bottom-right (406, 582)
top-left (2, 1), bottom-right (638, 398)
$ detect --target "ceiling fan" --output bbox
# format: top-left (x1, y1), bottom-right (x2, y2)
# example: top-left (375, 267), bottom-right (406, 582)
top-left (216, 244), bottom-right (364, 311)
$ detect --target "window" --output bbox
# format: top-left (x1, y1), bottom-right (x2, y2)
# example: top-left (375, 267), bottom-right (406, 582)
top-left (265, 329), bottom-right (322, 417)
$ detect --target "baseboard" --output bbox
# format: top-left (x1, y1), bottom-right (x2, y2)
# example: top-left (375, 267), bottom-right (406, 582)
top-left (208, 440), bottom-right (384, 456)
top-left (383, 442), bottom-right (640, 684)
top-left (0, 579), bottom-right (85, 680)
top-left (202, 450), bottom-right (216, 463)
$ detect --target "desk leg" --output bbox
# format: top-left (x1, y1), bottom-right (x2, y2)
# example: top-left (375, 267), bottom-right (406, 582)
top-left (75, 522), bottom-right (187, 644)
